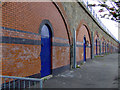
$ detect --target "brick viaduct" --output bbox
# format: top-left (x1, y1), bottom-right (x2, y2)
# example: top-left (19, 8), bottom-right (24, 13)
top-left (0, 1), bottom-right (119, 78)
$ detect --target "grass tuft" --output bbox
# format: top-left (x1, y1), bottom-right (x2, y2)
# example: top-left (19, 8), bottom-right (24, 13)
top-left (76, 65), bottom-right (81, 68)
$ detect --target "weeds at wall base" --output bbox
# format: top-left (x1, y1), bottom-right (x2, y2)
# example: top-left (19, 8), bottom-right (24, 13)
top-left (94, 55), bottom-right (104, 58)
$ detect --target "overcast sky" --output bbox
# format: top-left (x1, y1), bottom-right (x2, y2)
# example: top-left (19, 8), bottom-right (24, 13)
top-left (86, 0), bottom-right (119, 41)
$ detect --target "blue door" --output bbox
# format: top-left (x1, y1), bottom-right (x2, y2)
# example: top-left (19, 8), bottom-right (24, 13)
top-left (107, 44), bottom-right (108, 53)
top-left (99, 41), bottom-right (101, 55)
top-left (96, 39), bottom-right (98, 55)
top-left (102, 42), bottom-right (104, 54)
top-left (83, 36), bottom-right (86, 62)
top-left (105, 43), bottom-right (106, 53)
top-left (40, 25), bottom-right (51, 78)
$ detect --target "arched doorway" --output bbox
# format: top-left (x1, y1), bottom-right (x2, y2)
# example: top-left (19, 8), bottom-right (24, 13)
top-left (96, 39), bottom-right (98, 55)
top-left (40, 24), bottom-right (52, 77)
top-left (102, 42), bottom-right (104, 54)
top-left (93, 31), bottom-right (99, 56)
top-left (76, 22), bottom-right (91, 63)
top-left (107, 43), bottom-right (108, 53)
top-left (99, 41), bottom-right (101, 55)
top-left (105, 42), bottom-right (106, 53)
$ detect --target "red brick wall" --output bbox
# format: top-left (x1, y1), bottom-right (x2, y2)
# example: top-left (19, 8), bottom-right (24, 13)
top-left (94, 35), bottom-right (97, 55)
top-left (76, 24), bottom-right (91, 62)
top-left (2, 2), bottom-right (68, 39)
top-left (2, 2), bottom-right (70, 77)
top-left (110, 42), bottom-right (113, 53)
top-left (94, 31), bottom-right (100, 55)
top-left (98, 41), bottom-right (100, 54)
top-left (101, 37), bottom-right (106, 54)
top-left (52, 37), bottom-right (70, 69)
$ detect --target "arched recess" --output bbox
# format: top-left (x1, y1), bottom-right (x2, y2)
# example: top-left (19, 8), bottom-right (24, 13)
top-left (101, 37), bottom-right (106, 54)
top-left (53, 2), bottom-right (72, 44)
top-left (110, 42), bottom-right (113, 53)
top-left (51, 2), bottom-right (72, 72)
top-left (103, 39), bottom-right (106, 54)
top-left (2, 2), bottom-right (71, 78)
top-left (38, 2), bottom-right (72, 75)
top-left (104, 41), bottom-right (107, 53)
top-left (107, 40), bottom-right (109, 53)
top-left (94, 31), bottom-right (100, 55)
top-left (76, 20), bottom-right (92, 63)
top-left (109, 42), bottom-right (111, 53)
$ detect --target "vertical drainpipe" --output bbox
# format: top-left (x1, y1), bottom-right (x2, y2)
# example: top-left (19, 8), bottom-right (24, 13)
top-left (91, 31), bottom-right (94, 59)
top-left (73, 29), bottom-right (76, 68)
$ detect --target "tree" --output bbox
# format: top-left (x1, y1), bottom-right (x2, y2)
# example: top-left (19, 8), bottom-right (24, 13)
top-left (88, 0), bottom-right (120, 23)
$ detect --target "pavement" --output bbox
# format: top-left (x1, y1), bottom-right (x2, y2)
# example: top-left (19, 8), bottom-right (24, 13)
top-left (42, 53), bottom-right (119, 88)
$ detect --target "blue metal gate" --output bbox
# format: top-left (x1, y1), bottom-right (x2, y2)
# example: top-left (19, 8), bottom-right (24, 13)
top-left (40, 25), bottom-right (51, 78)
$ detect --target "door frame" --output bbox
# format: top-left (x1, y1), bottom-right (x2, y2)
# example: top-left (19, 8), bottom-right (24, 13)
top-left (39, 20), bottom-right (54, 77)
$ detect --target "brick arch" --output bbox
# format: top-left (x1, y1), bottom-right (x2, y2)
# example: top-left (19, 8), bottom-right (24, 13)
top-left (53, 2), bottom-right (72, 45)
top-left (52, 2), bottom-right (73, 69)
top-left (101, 36), bottom-right (105, 41)
top-left (106, 40), bottom-right (110, 53)
top-left (94, 31), bottom-right (99, 41)
top-left (110, 42), bottom-right (113, 53)
top-left (101, 37), bottom-right (107, 45)
top-left (94, 31), bottom-right (100, 55)
top-left (39, 19), bottom-right (54, 37)
top-left (101, 36), bottom-right (107, 54)
top-left (2, 2), bottom-right (71, 77)
top-left (76, 20), bottom-right (92, 46)
top-left (76, 20), bottom-right (92, 61)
